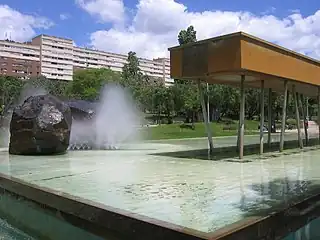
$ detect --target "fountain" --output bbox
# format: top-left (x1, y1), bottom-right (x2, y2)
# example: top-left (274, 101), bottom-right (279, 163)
top-left (68, 83), bottom-right (142, 150)
top-left (1, 82), bottom-right (142, 153)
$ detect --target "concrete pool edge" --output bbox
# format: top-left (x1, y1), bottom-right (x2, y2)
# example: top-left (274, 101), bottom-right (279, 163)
top-left (0, 172), bottom-right (209, 240)
top-left (0, 172), bottom-right (320, 240)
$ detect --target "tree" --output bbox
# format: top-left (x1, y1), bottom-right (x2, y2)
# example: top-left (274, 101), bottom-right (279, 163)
top-left (178, 25), bottom-right (197, 45)
top-left (0, 76), bottom-right (24, 116)
top-left (24, 76), bottom-right (69, 98)
top-left (175, 25), bottom-right (200, 123)
top-left (121, 51), bottom-right (150, 110)
top-left (68, 68), bottom-right (121, 100)
top-left (121, 51), bottom-right (142, 83)
top-left (245, 89), bottom-right (260, 120)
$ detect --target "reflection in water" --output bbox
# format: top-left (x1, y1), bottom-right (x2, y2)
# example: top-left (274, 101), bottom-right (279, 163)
top-left (238, 157), bottom-right (314, 217)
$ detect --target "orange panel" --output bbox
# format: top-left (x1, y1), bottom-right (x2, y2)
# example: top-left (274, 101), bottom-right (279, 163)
top-left (170, 49), bottom-right (183, 79)
top-left (241, 38), bottom-right (320, 86)
top-left (207, 37), bottom-right (241, 73)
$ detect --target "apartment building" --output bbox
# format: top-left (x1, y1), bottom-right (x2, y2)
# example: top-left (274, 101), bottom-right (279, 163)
top-left (0, 40), bottom-right (40, 79)
top-left (73, 47), bottom-right (127, 72)
top-left (32, 35), bottom-right (74, 81)
top-left (0, 34), bottom-right (172, 85)
top-left (73, 47), bottom-right (172, 84)
top-left (153, 58), bottom-right (172, 85)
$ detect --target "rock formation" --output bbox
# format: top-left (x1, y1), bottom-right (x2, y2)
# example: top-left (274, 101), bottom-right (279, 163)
top-left (9, 94), bottom-right (72, 155)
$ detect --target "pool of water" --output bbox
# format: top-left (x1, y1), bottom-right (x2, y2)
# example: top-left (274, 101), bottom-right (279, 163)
top-left (0, 218), bottom-right (35, 240)
top-left (283, 217), bottom-right (320, 240)
top-left (1, 144), bottom-right (320, 234)
top-left (0, 191), bottom-right (110, 240)
top-left (1, 134), bottom-right (320, 239)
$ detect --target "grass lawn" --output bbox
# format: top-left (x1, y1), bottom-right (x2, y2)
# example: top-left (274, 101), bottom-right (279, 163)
top-left (141, 120), bottom-right (260, 140)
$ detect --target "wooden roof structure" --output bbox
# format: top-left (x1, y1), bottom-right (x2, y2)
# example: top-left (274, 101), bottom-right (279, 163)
top-left (169, 32), bottom-right (320, 97)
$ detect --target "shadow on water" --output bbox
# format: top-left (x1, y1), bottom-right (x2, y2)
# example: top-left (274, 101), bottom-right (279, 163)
top-left (233, 177), bottom-right (320, 239)
top-left (151, 138), bottom-right (320, 161)
top-left (237, 178), bottom-right (320, 217)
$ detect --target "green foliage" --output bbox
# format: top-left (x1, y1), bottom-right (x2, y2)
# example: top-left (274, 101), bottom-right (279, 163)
top-left (178, 25), bottom-right (197, 45)
top-left (68, 68), bottom-right (121, 100)
top-left (26, 76), bottom-right (69, 98)
top-left (0, 76), bottom-right (24, 115)
top-left (121, 51), bottom-right (151, 110)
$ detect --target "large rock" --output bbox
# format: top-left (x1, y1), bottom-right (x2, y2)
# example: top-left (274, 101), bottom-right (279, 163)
top-left (9, 94), bottom-right (72, 155)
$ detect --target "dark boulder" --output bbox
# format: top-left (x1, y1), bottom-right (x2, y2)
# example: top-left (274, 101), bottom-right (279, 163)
top-left (9, 94), bottom-right (72, 155)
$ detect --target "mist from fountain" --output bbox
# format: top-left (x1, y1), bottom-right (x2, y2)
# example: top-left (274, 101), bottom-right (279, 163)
top-left (69, 83), bottom-right (143, 150)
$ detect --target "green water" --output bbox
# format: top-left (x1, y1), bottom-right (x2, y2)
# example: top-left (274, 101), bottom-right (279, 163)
top-left (0, 192), bottom-right (109, 240)
top-left (283, 217), bottom-right (320, 240)
top-left (0, 218), bottom-right (35, 240)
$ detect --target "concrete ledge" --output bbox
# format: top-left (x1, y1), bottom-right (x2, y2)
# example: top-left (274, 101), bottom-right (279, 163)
top-left (0, 172), bottom-right (320, 239)
top-left (0, 173), bottom-right (208, 240)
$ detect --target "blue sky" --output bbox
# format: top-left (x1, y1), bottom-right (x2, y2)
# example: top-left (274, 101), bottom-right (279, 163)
top-left (0, 0), bottom-right (319, 59)
top-left (1, 0), bottom-right (318, 46)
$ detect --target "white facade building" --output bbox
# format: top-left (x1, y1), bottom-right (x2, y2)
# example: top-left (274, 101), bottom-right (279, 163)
top-left (73, 47), bottom-right (127, 72)
top-left (32, 35), bottom-right (74, 81)
top-left (1, 34), bottom-right (173, 85)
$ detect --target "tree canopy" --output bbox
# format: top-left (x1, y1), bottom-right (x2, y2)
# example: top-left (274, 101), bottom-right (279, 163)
top-left (178, 25), bottom-right (197, 45)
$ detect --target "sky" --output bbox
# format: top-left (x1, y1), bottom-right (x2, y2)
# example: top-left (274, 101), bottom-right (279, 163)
top-left (0, 0), bottom-right (319, 59)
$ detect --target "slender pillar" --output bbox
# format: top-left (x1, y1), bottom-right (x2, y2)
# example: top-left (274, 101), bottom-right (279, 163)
top-left (268, 88), bottom-right (272, 147)
top-left (239, 75), bottom-right (245, 159)
top-left (318, 87), bottom-right (320, 144)
top-left (280, 80), bottom-right (288, 152)
top-left (207, 83), bottom-right (210, 122)
top-left (293, 85), bottom-right (303, 149)
top-left (306, 97), bottom-right (309, 120)
top-left (300, 94), bottom-right (308, 146)
top-left (197, 80), bottom-right (214, 153)
top-left (260, 80), bottom-right (265, 154)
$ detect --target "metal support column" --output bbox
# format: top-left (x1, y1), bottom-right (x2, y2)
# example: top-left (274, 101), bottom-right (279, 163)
top-left (318, 87), bottom-right (320, 144)
top-left (293, 85), bottom-right (303, 149)
top-left (268, 88), bottom-right (272, 147)
top-left (299, 94), bottom-right (308, 146)
top-left (239, 75), bottom-right (245, 159)
top-left (280, 80), bottom-right (288, 152)
top-left (197, 80), bottom-right (214, 153)
top-left (260, 80), bottom-right (265, 154)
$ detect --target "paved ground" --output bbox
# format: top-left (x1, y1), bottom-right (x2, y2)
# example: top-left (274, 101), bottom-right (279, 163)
top-left (1, 133), bottom-right (320, 234)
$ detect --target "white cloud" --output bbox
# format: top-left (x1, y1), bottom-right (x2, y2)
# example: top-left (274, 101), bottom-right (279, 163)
top-left (59, 13), bottom-right (70, 20)
top-left (0, 5), bottom-right (53, 42)
top-left (76, 0), bottom-right (125, 24)
top-left (85, 0), bottom-right (320, 59)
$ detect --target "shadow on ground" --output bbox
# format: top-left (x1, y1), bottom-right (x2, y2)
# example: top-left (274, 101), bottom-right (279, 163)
top-left (151, 138), bottom-right (320, 161)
